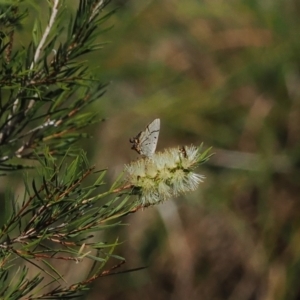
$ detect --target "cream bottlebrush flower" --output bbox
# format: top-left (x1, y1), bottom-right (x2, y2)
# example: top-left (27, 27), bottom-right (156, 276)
top-left (124, 145), bottom-right (206, 206)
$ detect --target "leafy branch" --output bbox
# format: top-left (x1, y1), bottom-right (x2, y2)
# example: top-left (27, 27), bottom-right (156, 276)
top-left (0, 149), bottom-right (140, 299)
top-left (0, 0), bottom-right (112, 173)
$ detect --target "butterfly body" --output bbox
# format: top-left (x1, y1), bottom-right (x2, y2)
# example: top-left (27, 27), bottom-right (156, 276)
top-left (130, 118), bottom-right (160, 157)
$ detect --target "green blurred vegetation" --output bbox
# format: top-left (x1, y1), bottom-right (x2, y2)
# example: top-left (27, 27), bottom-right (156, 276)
top-left (1, 0), bottom-right (299, 299)
top-left (86, 1), bottom-right (300, 300)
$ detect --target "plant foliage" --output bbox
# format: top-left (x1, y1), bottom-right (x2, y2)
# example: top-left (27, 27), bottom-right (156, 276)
top-left (0, 0), bottom-right (111, 173)
top-left (0, 1), bottom-right (137, 298)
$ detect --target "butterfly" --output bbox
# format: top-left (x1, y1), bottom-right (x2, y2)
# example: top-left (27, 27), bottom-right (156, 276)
top-left (130, 118), bottom-right (160, 157)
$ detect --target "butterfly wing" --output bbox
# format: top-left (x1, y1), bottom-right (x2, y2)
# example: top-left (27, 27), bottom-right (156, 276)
top-left (130, 118), bottom-right (160, 157)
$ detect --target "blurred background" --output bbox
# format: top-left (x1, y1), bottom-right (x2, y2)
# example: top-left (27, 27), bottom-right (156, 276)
top-left (84, 1), bottom-right (300, 299)
top-left (6, 0), bottom-right (300, 299)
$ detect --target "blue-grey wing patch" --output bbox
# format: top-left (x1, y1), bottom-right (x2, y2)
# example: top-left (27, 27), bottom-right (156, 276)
top-left (130, 118), bottom-right (160, 157)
